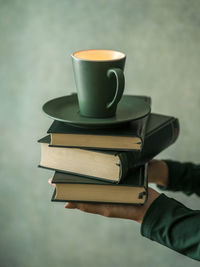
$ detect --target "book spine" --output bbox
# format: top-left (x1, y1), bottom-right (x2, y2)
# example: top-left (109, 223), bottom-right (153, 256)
top-left (127, 118), bottom-right (180, 167)
top-left (170, 118), bottom-right (180, 145)
top-left (136, 113), bottom-right (151, 152)
top-left (117, 152), bottom-right (129, 183)
top-left (137, 163), bottom-right (148, 204)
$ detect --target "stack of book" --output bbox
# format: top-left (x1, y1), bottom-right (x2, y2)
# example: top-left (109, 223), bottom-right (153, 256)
top-left (38, 97), bottom-right (179, 205)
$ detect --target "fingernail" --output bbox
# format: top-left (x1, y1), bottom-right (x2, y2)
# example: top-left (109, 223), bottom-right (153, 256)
top-left (48, 178), bottom-right (52, 184)
top-left (48, 178), bottom-right (56, 187)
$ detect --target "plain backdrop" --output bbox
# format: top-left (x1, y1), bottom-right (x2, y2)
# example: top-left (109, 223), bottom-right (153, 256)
top-left (0, 1), bottom-right (200, 266)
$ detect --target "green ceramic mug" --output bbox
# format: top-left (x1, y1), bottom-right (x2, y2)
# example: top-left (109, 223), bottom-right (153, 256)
top-left (71, 49), bottom-right (126, 118)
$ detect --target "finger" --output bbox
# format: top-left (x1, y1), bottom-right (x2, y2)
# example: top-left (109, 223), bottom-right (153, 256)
top-left (65, 202), bottom-right (77, 209)
top-left (48, 178), bottom-right (52, 184)
top-left (72, 202), bottom-right (113, 217)
top-left (74, 202), bottom-right (141, 220)
top-left (48, 178), bottom-right (56, 187)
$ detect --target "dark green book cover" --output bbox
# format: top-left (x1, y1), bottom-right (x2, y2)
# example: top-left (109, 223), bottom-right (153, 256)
top-left (126, 113), bottom-right (180, 168)
top-left (51, 164), bottom-right (148, 205)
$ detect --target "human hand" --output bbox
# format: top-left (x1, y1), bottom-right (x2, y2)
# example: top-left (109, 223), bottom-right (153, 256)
top-left (65, 187), bottom-right (160, 224)
top-left (49, 160), bottom-right (165, 223)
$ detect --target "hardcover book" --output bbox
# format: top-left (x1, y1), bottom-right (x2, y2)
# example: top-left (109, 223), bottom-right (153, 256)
top-left (39, 135), bottom-right (130, 183)
top-left (51, 164), bottom-right (148, 205)
top-left (47, 95), bottom-right (151, 151)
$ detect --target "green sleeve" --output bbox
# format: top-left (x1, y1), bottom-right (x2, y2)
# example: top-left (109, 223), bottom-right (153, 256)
top-left (141, 194), bottom-right (200, 261)
top-left (158, 160), bottom-right (200, 196)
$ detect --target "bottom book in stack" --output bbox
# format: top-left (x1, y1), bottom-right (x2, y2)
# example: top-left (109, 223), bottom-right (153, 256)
top-left (51, 164), bottom-right (148, 205)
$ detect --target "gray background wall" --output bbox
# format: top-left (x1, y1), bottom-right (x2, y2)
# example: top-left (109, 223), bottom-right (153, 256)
top-left (1, 0), bottom-right (200, 266)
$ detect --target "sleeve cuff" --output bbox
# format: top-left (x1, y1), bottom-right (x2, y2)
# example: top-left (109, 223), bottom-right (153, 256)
top-left (155, 160), bottom-right (187, 192)
top-left (140, 192), bottom-right (200, 260)
top-left (140, 193), bottom-right (181, 239)
top-left (157, 160), bottom-right (200, 195)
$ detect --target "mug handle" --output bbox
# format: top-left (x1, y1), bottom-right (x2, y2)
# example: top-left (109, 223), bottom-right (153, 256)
top-left (106, 68), bottom-right (125, 109)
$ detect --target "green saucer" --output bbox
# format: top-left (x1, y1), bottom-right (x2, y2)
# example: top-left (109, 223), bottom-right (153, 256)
top-left (42, 94), bottom-right (151, 129)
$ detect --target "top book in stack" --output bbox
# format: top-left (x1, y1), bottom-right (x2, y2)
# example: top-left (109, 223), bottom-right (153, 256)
top-left (47, 116), bottom-right (149, 151)
top-left (47, 95), bottom-right (152, 151)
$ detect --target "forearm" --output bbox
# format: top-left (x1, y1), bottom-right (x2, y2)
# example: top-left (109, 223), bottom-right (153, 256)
top-left (141, 194), bottom-right (200, 261)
